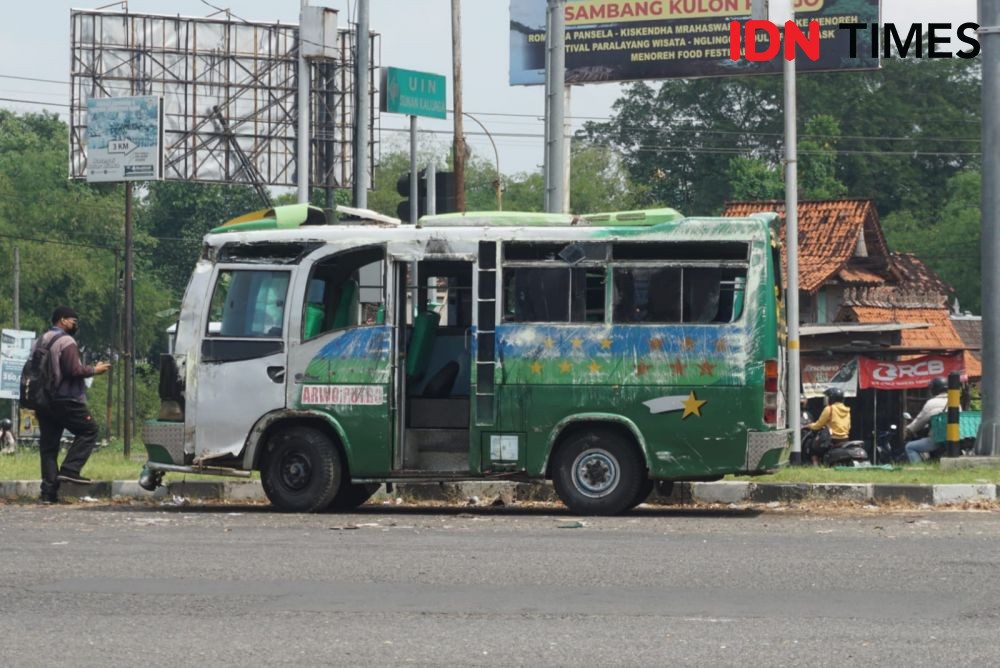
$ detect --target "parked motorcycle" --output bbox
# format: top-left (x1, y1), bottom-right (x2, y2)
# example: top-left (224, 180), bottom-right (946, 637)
top-left (867, 423), bottom-right (900, 464)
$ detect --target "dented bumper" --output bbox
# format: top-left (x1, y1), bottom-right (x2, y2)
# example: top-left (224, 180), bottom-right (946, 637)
top-left (142, 420), bottom-right (186, 466)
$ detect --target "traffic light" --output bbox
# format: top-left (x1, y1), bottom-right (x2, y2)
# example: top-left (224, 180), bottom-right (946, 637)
top-left (395, 171), bottom-right (427, 222)
top-left (434, 171), bottom-right (458, 214)
top-left (396, 170), bottom-right (461, 221)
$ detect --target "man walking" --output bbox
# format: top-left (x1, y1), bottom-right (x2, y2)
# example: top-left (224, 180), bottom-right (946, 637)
top-left (34, 306), bottom-right (110, 504)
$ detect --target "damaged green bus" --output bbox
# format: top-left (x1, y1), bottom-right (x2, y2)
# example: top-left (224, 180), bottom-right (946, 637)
top-left (142, 204), bottom-right (790, 514)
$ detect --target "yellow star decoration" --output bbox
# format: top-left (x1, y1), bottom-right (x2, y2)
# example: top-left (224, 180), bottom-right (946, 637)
top-left (559, 361), bottom-right (573, 374)
top-left (543, 337), bottom-right (556, 350)
top-left (600, 337), bottom-right (612, 350)
top-left (530, 361), bottom-right (543, 375)
top-left (681, 391), bottom-right (707, 419)
top-left (588, 360), bottom-right (602, 374)
top-left (571, 338), bottom-right (583, 350)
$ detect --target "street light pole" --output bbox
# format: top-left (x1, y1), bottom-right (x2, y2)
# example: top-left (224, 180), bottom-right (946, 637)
top-left (977, 1), bottom-right (1000, 455)
top-left (544, 0), bottom-right (567, 213)
top-left (462, 111), bottom-right (502, 210)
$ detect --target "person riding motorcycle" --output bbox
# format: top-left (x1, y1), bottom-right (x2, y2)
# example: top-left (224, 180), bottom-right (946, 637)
top-left (806, 387), bottom-right (851, 465)
top-left (904, 377), bottom-right (950, 464)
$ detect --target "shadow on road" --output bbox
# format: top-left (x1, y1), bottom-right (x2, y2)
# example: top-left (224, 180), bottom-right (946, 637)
top-left (77, 502), bottom-right (763, 519)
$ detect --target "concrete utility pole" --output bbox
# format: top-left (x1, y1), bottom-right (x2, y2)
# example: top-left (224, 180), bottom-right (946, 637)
top-left (977, 0), bottom-right (1000, 455)
top-left (752, 0), bottom-right (802, 462)
top-left (451, 0), bottom-right (466, 212)
top-left (11, 246), bottom-right (19, 432)
top-left (123, 183), bottom-right (134, 457)
top-left (544, 0), bottom-right (567, 213)
top-left (353, 0), bottom-right (370, 209)
top-left (784, 52), bottom-right (802, 462)
top-left (297, 0), bottom-right (311, 204)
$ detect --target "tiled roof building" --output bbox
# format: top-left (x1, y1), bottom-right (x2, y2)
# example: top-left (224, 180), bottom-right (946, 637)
top-left (723, 198), bottom-right (980, 380)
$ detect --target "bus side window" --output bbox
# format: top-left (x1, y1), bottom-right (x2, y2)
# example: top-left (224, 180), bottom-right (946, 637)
top-left (303, 247), bottom-right (385, 339)
top-left (613, 268), bottom-right (681, 323)
top-left (613, 267), bottom-right (747, 324)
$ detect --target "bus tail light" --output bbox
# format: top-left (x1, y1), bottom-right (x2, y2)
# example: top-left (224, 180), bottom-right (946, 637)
top-left (764, 359), bottom-right (779, 425)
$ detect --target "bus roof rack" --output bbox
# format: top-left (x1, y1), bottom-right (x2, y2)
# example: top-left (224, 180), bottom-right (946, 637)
top-left (418, 208), bottom-right (683, 228)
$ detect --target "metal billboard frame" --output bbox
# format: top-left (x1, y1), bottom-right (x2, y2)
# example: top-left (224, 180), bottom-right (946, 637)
top-left (69, 9), bottom-right (378, 190)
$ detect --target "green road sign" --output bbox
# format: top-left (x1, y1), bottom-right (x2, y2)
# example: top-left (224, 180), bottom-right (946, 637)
top-left (380, 67), bottom-right (447, 119)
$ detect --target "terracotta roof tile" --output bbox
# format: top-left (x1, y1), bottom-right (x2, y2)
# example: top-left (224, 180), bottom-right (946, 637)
top-left (837, 267), bottom-right (885, 285)
top-left (951, 318), bottom-right (982, 350)
top-left (890, 253), bottom-right (953, 295)
top-left (723, 199), bottom-right (890, 293)
top-left (840, 305), bottom-right (968, 350)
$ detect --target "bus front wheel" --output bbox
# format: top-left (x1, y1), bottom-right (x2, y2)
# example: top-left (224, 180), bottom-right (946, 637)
top-left (551, 428), bottom-right (644, 516)
top-left (261, 426), bottom-right (342, 513)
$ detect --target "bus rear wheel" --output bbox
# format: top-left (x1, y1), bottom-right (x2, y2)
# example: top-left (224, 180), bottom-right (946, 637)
top-left (551, 428), bottom-right (644, 516)
top-left (261, 426), bottom-right (341, 512)
top-left (628, 478), bottom-right (655, 510)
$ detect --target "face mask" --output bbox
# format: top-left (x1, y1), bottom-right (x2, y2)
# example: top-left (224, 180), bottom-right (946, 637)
top-left (64, 322), bottom-right (78, 336)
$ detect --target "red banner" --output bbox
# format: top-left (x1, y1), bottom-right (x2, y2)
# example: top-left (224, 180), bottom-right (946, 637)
top-left (858, 353), bottom-right (967, 390)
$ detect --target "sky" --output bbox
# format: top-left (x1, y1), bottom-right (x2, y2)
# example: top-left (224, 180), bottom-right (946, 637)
top-left (0, 0), bottom-right (980, 177)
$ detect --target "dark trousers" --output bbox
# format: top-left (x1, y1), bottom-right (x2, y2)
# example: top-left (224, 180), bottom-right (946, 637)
top-left (36, 399), bottom-right (98, 497)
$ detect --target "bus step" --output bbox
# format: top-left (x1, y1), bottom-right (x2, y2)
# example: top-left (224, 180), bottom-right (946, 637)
top-left (403, 428), bottom-right (469, 470)
top-left (415, 451), bottom-right (469, 472)
top-left (405, 428), bottom-right (468, 453)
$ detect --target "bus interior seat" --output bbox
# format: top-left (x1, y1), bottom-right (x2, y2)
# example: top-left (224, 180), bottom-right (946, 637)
top-left (331, 279), bottom-right (359, 329)
top-left (422, 360), bottom-right (460, 398)
top-left (304, 302), bottom-right (325, 339)
top-left (406, 310), bottom-right (441, 379)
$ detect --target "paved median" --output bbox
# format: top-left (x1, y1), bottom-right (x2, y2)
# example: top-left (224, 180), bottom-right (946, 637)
top-left (1, 479), bottom-right (998, 507)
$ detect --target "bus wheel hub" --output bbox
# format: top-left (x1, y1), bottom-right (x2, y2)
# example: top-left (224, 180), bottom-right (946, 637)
top-left (280, 453), bottom-right (311, 490)
top-left (573, 449), bottom-right (619, 497)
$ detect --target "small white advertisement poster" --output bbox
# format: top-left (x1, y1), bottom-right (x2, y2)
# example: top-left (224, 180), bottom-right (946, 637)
top-left (0, 329), bottom-right (35, 400)
top-left (85, 95), bottom-right (163, 182)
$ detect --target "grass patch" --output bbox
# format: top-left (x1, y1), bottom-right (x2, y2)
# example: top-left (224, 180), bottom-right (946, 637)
top-left (733, 463), bottom-right (1000, 485)
top-left (0, 441), bottom-right (257, 482)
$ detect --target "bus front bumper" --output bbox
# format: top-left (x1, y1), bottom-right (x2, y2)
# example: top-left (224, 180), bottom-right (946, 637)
top-left (746, 429), bottom-right (793, 471)
top-left (142, 420), bottom-right (186, 466)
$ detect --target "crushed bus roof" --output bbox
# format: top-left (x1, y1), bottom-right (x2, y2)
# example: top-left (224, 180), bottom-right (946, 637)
top-left (418, 208), bottom-right (684, 227)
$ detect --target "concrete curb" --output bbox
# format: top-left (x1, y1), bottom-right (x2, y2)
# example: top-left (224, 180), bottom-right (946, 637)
top-left (1, 480), bottom-right (998, 508)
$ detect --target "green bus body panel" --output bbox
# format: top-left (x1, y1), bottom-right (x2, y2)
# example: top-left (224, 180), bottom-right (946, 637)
top-left (180, 209), bottom-right (785, 483)
top-left (502, 385), bottom-right (759, 478)
top-left (294, 326), bottom-right (392, 476)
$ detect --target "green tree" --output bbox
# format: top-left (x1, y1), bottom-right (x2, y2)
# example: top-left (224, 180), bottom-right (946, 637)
top-left (139, 181), bottom-right (263, 298)
top-left (582, 57), bottom-right (980, 217)
top-left (0, 111), bottom-right (171, 356)
top-left (727, 156), bottom-right (783, 201)
top-left (882, 170), bottom-right (981, 313)
top-left (799, 115), bottom-right (847, 200)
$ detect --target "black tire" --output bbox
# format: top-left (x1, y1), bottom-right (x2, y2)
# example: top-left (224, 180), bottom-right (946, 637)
top-left (327, 483), bottom-right (380, 511)
top-left (628, 478), bottom-right (655, 510)
top-left (261, 426), bottom-right (342, 512)
top-left (551, 428), bottom-right (645, 516)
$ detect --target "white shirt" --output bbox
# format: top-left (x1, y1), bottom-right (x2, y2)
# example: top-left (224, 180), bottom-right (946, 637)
top-left (907, 393), bottom-right (950, 435)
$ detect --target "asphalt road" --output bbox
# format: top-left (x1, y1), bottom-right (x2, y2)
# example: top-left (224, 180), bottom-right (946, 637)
top-left (2, 501), bottom-right (1000, 666)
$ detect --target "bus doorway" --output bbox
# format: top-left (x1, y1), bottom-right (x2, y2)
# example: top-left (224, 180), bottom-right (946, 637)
top-left (394, 259), bottom-right (474, 472)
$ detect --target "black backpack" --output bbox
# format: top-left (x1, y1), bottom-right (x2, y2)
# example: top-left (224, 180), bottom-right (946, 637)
top-left (19, 333), bottom-right (65, 410)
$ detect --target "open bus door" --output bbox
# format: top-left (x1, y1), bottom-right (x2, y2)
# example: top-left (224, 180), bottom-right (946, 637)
top-left (391, 256), bottom-right (476, 473)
